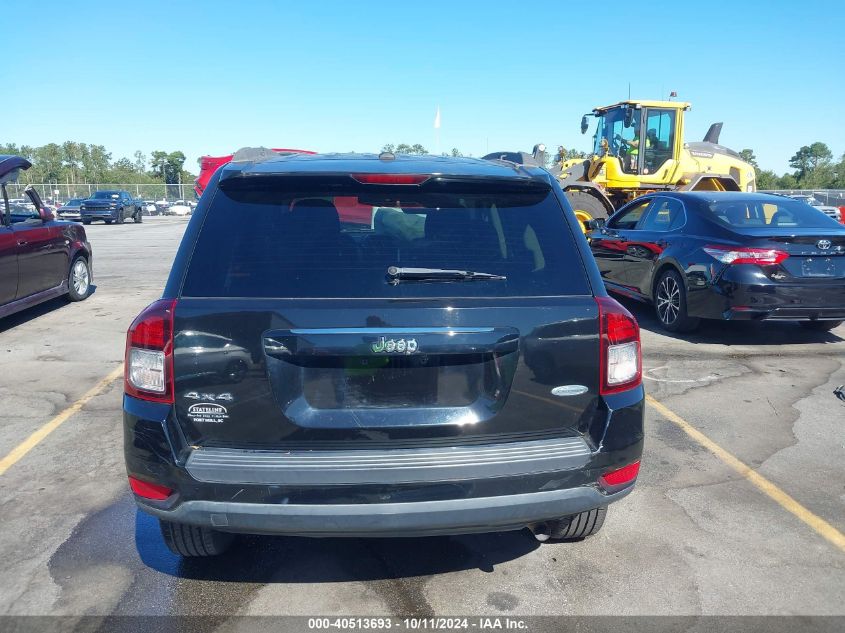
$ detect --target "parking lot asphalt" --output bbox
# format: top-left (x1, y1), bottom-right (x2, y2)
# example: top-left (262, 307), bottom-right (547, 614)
top-left (0, 217), bottom-right (843, 618)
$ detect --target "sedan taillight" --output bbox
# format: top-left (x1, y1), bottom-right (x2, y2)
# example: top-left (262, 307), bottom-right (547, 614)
top-left (596, 296), bottom-right (641, 395)
top-left (703, 244), bottom-right (789, 265)
top-left (125, 299), bottom-right (176, 403)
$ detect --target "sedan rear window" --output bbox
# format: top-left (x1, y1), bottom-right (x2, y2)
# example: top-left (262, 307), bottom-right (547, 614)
top-left (706, 198), bottom-right (841, 229)
top-left (181, 180), bottom-right (589, 298)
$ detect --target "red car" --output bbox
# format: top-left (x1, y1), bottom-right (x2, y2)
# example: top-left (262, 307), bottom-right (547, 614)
top-left (194, 147), bottom-right (315, 198)
top-left (0, 155), bottom-right (92, 319)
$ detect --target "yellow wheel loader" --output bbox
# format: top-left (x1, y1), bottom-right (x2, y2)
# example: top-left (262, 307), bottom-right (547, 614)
top-left (485, 100), bottom-right (757, 230)
top-left (559, 100), bottom-right (756, 226)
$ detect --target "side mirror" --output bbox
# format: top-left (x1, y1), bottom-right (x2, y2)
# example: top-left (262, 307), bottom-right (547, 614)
top-left (585, 218), bottom-right (606, 231)
top-left (580, 116), bottom-right (589, 135)
top-left (624, 107), bottom-right (635, 128)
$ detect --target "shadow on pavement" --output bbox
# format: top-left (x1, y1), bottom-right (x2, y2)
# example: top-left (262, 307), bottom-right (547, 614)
top-left (135, 508), bottom-right (540, 583)
top-left (616, 296), bottom-right (843, 346)
top-left (0, 286), bottom-right (97, 334)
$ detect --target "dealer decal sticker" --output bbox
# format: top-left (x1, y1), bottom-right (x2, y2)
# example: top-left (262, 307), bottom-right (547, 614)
top-left (187, 403), bottom-right (229, 424)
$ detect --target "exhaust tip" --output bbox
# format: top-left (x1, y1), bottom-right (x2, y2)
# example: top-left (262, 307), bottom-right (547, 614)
top-left (530, 523), bottom-right (551, 542)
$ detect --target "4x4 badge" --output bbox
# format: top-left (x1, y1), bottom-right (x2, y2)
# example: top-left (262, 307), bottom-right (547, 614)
top-left (371, 337), bottom-right (418, 354)
top-left (184, 392), bottom-right (233, 402)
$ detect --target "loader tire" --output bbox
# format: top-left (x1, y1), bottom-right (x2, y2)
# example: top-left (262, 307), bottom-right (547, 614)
top-left (564, 190), bottom-right (610, 230)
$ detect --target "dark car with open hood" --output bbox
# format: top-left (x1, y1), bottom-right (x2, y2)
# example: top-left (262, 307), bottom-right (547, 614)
top-left (123, 152), bottom-right (645, 557)
top-left (0, 156), bottom-right (93, 320)
top-left (587, 191), bottom-right (845, 332)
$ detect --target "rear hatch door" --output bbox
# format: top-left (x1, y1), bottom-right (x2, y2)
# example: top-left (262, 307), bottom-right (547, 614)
top-left (172, 172), bottom-right (600, 448)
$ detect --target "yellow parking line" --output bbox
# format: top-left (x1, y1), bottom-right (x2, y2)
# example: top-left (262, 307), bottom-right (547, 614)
top-left (0, 365), bottom-right (124, 477)
top-left (646, 394), bottom-right (845, 553)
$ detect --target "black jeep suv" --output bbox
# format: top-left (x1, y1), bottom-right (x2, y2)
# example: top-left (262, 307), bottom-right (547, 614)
top-left (123, 153), bottom-right (644, 556)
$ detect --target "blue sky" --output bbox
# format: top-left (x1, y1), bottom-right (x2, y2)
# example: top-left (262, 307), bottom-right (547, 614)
top-left (5, 0), bottom-right (844, 173)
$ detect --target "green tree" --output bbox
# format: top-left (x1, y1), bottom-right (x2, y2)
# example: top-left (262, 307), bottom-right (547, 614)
top-left (86, 145), bottom-right (112, 182)
top-left (778, 173), bottom-right (799, 189)
top-left (738, 149), bottom-right (759, 169)
top-left (756, 169), bottom-right (780, 190)
top-left (450, 148), bottom-right (463, 157)
top-left (61, 141), bottom-right (83, 184)
top-left (32, 143), bottom-right (63, 183)
top-left (789, 142), bottom-right (832, 185)
top-left (384, 143), bottom-right (428, 155)
top-left (831, 153), bottom-right (845, 189)
top-left (561, 148), bottom-right (587, 161)
top-left (167, 151), bottom-right (186, 181)
top-left (133, 150), bottom-right (147, 174)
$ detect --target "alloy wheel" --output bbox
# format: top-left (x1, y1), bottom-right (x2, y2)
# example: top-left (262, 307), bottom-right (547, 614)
top-left (72, 259), bottom-right (90, 296)
top-left (656, 276), bottom-right (681, 325)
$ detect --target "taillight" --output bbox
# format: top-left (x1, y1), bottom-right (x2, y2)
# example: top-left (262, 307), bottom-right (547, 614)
top-left (596, 296), bottom-right (641, 395)
top-left (599, 460), bottom-right (640, 491)
top-left (703, 244), bottom-right (789, 265)
top-left (351, 173), bottom-right (430, 185)
top-left (128, 476), bottom-right (173, 500)
top-left (125, 299), bottom-right (176, 403)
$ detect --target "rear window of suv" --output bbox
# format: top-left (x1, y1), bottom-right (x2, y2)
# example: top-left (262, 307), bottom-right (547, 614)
top-left (181, 179), bottom-right (590, 298)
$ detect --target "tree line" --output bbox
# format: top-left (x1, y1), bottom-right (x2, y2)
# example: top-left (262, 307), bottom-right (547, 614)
top-left (382, 144), bottom-right (464, 157)
top-left (0, 141), bottom-right (196, 187)
top-left (4, 140), bottom-right (841, 192)
top-left (739, 143), bottom-right (845, 190)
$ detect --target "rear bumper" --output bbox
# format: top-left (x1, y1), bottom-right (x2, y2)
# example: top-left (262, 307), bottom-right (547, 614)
top-left (688, 267), bottom-right (845, 321)
top-left (137, 486), bottom-right (632, 538)
top-left (124, 387), bottom-right (644, 538)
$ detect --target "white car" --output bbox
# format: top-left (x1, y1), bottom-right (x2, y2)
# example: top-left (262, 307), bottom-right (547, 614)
top-left (169, 200), bottom-right (192, 216)
top-left (787, 194), bottom-right (842, 223)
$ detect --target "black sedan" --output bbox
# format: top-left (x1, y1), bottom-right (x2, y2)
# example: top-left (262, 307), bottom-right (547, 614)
top-left (587, 192), bottom-right (845, 332)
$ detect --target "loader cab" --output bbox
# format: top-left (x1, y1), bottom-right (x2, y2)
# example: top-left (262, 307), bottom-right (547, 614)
top-left (589, 101), bottom-right (686, 181)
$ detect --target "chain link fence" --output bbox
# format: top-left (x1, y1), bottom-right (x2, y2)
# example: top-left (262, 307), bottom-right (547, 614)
top-left (760, 189), bottom-right (845, 206)
top-left (4, 182), bottom-right (196, 204)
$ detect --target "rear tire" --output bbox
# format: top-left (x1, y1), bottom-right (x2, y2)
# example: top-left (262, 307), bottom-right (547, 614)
top-left (547, 507), bottom-right (607, 541)
top-left (159, 520), bottom-right (234, 557)
top-left (82, 220), bottom-right (91, 225)
top-left (104, 219), bottom-right (113, 225)
top-left (800, 320), bottom-right (842, 332)
top-left (654, 269), bottom-right (700, 332)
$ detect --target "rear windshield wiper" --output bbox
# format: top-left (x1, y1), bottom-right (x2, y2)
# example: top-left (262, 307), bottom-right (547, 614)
top-left (387, 266), bottom-right (506, 283)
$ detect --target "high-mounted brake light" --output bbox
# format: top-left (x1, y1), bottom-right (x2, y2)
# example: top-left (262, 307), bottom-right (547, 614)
top-left (599, 460), bottom-right (640, 491)
top-left (703, 244), bottom-right (789, 266)
top-left (125, 299), bottom-right (176, 403)
top-left (128, 476), bottom-right (173, 500)
top-left (351, 173), bottom-right (430, 185)
top-left (596, 296), bottom-right (641, 395)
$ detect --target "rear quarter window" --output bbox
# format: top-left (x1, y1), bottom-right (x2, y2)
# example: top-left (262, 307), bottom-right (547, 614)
top-left (180, 180), bottom-right (591, 298)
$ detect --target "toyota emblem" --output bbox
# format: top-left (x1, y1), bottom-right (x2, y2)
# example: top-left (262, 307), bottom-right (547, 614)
top-left (817, 239), bottom-right (832, 250)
